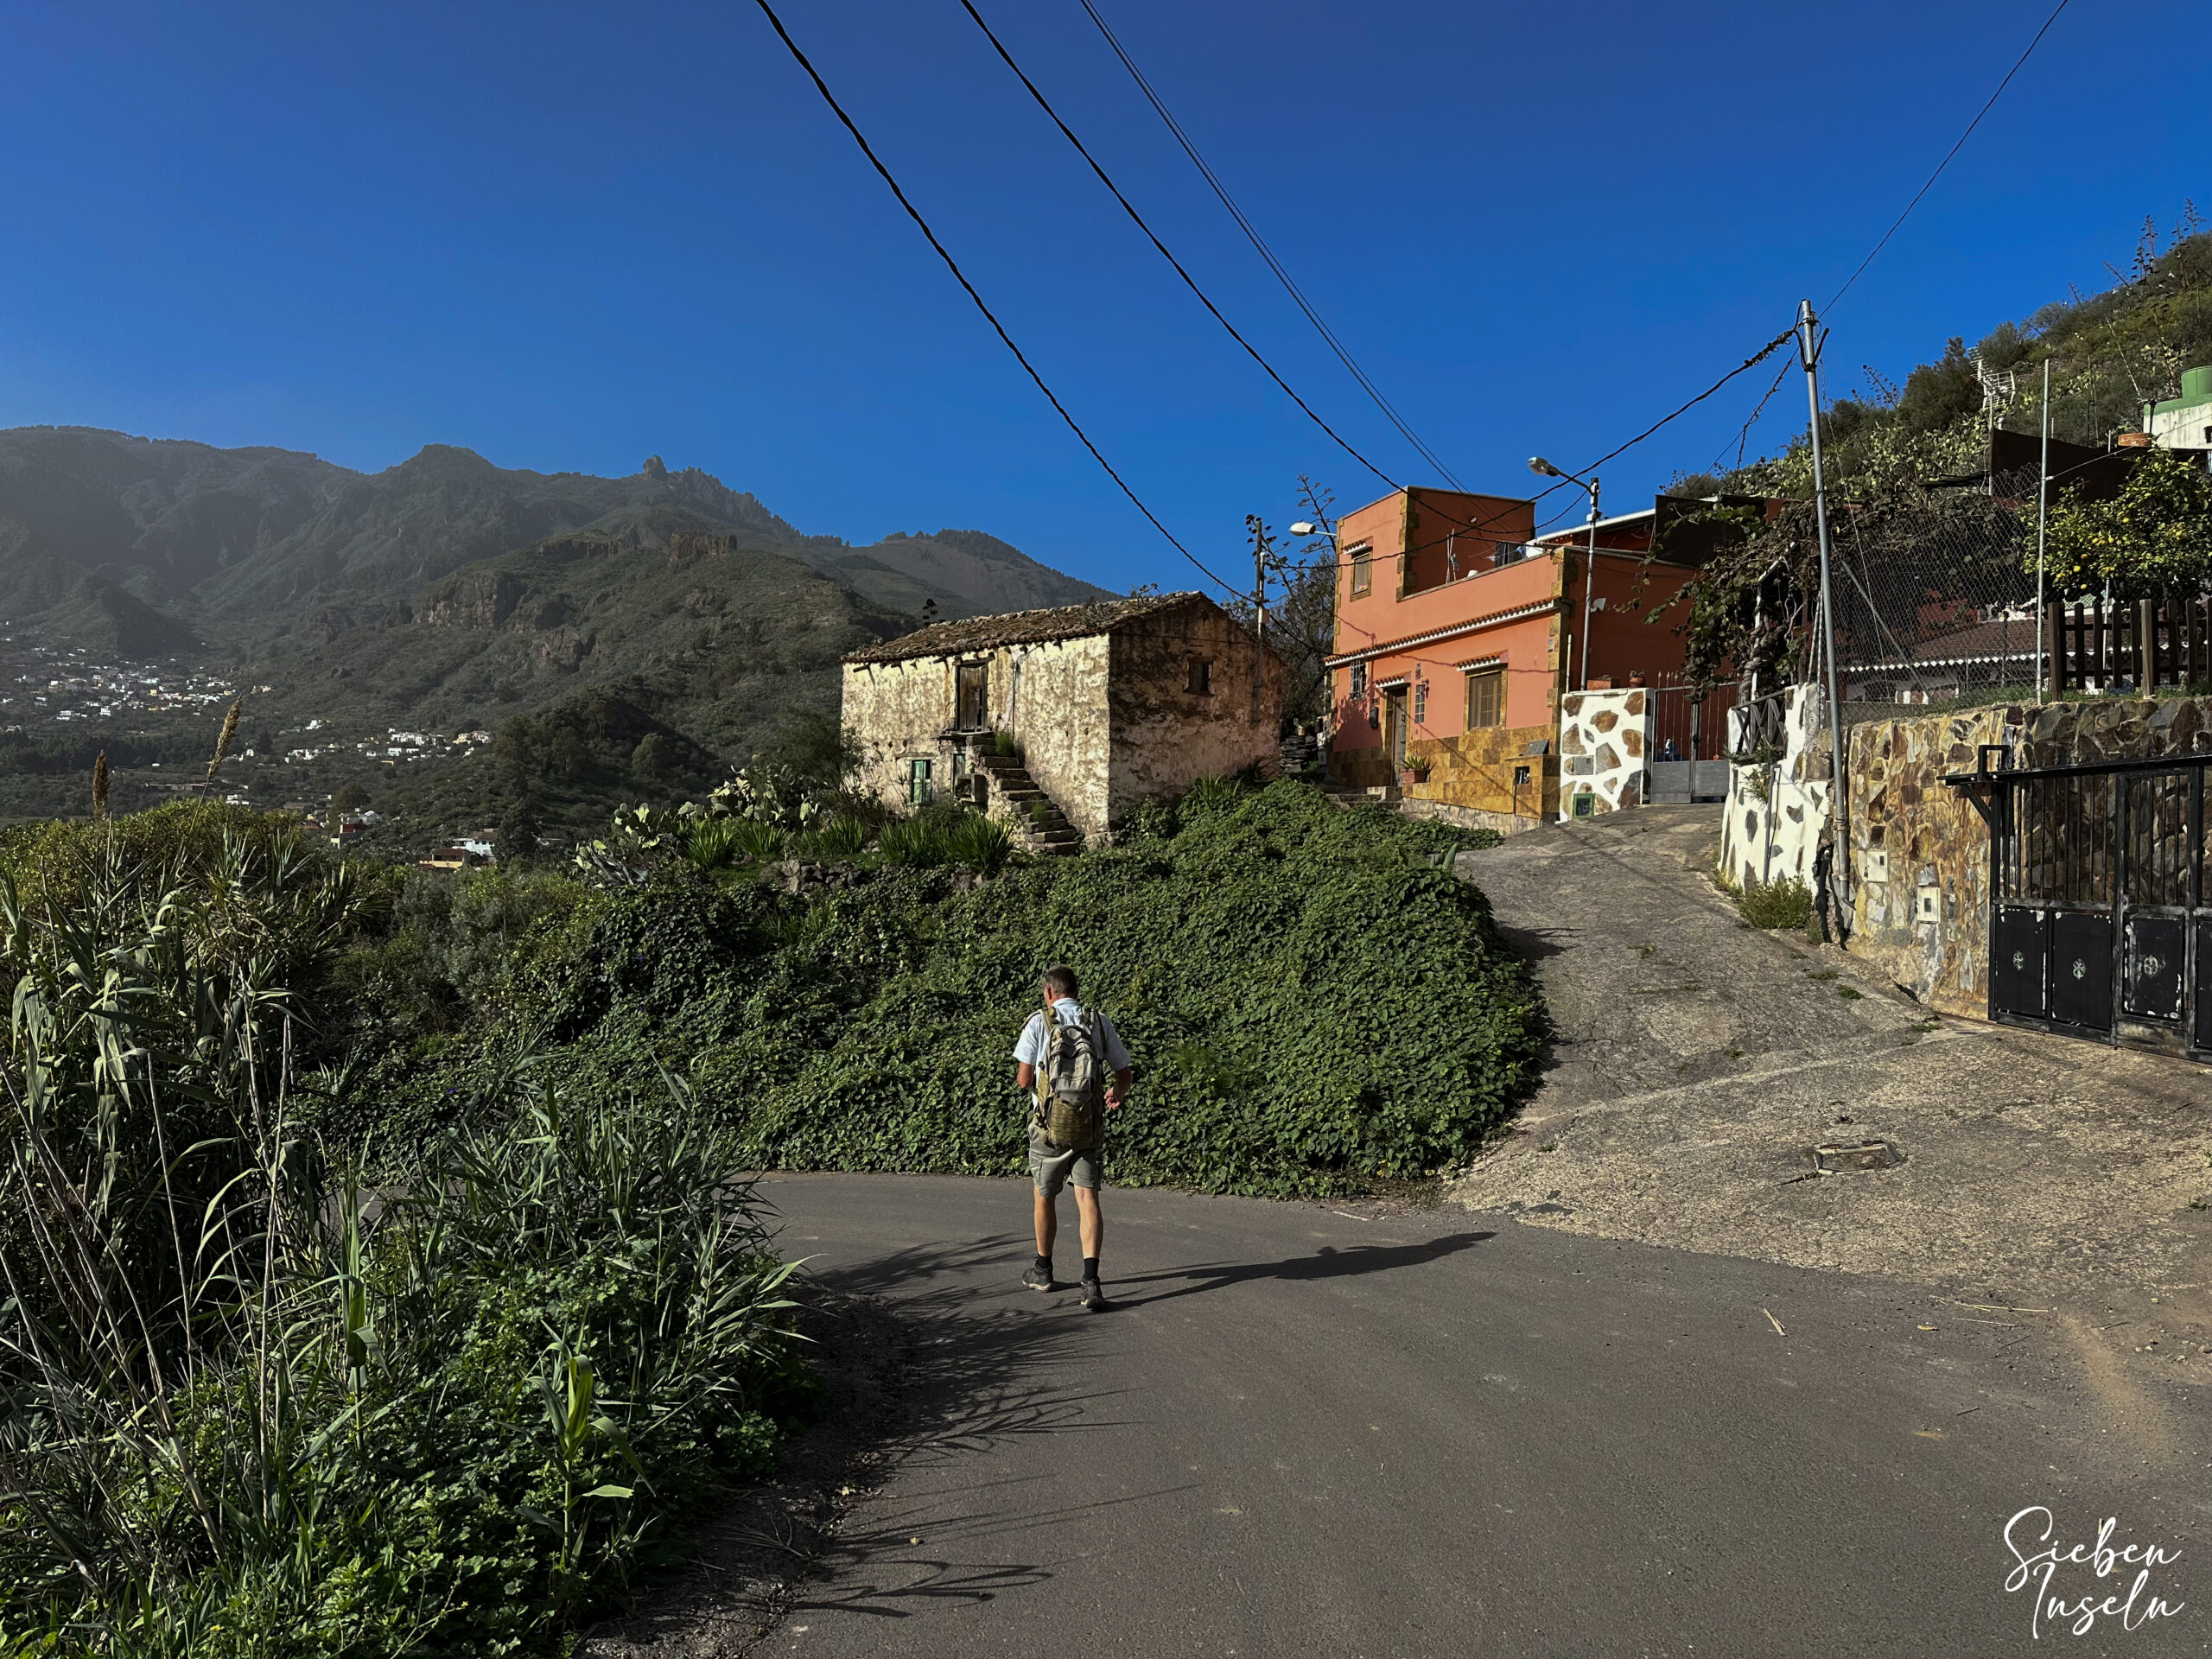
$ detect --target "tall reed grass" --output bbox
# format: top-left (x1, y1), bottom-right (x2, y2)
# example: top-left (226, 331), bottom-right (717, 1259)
top-left (0, 812), bottom-right (810, 1656)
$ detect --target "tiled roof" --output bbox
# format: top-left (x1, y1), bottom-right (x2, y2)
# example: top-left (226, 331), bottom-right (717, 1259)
top-left (842, 591), bottom-right (1211, 664)
top-left (1841, 617), bottom-right (2043, 671)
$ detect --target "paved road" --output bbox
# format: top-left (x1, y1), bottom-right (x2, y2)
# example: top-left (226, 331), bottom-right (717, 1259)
top-left (762, 1173), bottom-right (2207, 1658)
top-left (1450, 806), bottom-right (2212, 1305)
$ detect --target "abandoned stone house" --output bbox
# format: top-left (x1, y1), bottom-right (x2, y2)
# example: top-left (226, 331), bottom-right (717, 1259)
top-left (840, 592), bottom-right (1282, 849)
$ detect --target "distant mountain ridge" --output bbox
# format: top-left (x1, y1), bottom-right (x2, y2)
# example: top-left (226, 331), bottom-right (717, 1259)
top-left (0, 426), bottom-right (1114, 654)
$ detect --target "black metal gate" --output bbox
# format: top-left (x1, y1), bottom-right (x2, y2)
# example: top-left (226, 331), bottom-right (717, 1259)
top-left (1985, 757), bottom-right (2210, 1058)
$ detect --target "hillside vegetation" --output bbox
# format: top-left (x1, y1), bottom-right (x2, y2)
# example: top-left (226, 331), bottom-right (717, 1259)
top-left (1681, 215), bottom-right (2212, 501)
top-left (354, 779), bottom-right (1543, 1199)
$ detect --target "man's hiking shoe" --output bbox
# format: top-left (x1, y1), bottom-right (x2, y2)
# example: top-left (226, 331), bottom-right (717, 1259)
top-left (1079, 1277), bottom-right (1109, 1313)
top-left (1022, 1266), bottom-right (1055, 1292)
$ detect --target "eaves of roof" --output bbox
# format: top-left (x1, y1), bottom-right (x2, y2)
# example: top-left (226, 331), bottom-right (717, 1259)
top-left (1324, 598), bottom-right (1560, 671)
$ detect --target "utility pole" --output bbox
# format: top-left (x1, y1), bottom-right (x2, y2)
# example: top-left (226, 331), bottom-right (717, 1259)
top-left (1247, 514), bottom-right (1271, 722)
top-left (2036, 354), bottom-right (2051, 703)
top-left (1579, 477), bottom-right (1601, 691)
top-left (1797, 298), bottom-right (1849, 921)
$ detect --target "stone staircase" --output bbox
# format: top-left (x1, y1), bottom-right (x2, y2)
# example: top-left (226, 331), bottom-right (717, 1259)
top-left (974, 752), bottom-right (1084, 856)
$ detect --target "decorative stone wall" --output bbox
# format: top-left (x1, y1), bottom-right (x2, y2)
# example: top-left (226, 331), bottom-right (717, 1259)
top-left (1844, 694), bottom-right (2212, 1017)
top-left (1556, 689), bottom-right (1649, 822)
top-left (1719, 685), bottom-right (1833, 891)
top-left (1404, 721), bottom-right (1559, 832)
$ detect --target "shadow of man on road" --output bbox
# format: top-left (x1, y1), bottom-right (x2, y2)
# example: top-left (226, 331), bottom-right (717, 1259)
top-left (1108, 1230), bottom-right (1495, 1309)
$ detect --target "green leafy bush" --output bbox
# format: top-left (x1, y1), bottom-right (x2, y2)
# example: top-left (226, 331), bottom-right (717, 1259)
top-left (419, 781), bottom-right (1536, 1198)
top-left (1735, 876), bottom-right (1815, 931)
top-left (0, 810), bottom-right (810, 1658)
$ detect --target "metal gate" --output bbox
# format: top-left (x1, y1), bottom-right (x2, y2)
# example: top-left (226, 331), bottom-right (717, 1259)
top-left (1985, 756), bottom-right (2210, 1058)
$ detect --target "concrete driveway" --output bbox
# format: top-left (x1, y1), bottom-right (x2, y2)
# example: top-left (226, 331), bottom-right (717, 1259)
top-left (1451, 807), bottom-right (2212, 1310)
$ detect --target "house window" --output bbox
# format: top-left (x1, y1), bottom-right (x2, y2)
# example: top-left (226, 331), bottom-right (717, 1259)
top-left (1349, 543), bottom-right (1372, 597)
top-left (1187, 658), bottom-right (1213, 696)
top-left (908, 756), bottom-right (932, 806)
top-left (1412, 679), bottom-right (1427, 724)
top-left (1350, 662), bottom-right (1367, 698)
top-left (1465, 667), bottom-right (1504, 729)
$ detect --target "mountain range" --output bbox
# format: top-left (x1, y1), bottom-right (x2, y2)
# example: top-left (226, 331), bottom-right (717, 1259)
top-left (0, 426), bottom-right (1111, 654)
top-left (0, 426), bottom-right (1116, 841)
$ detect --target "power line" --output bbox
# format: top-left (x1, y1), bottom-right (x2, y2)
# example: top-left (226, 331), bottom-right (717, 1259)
top-left (1574, 327), bottom-right (1799, 480)
top-left (1826, 0), bottom-right (2071, 310)
top-left (748, 0), bottom-right (1239, 598)
top-left (955, 0), bottom-right (1403, 494)
top-left (1074, 0), bottom-right (1465, 488)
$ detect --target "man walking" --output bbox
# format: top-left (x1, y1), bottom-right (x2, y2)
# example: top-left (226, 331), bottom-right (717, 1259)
top-left (1014, 964), bottom-right (1131, 1312)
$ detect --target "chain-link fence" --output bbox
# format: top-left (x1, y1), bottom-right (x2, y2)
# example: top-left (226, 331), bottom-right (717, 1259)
top-left (1823, 463), bottom-right (2045, 706)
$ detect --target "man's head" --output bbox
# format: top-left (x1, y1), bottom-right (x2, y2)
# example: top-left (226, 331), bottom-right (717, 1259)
top-left (1043, 964), bottom-right (1079, 1002)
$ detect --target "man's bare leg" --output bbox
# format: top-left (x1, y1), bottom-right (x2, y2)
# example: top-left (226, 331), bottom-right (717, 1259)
top-left (1033, 1186), bottom-right (1057, 1260)
top-left (1073, 1185), bottom-right (1103, 1263)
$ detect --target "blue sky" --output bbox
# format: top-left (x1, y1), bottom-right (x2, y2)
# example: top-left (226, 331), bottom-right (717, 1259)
top-left (3, 0), bottom-right (2207, 596)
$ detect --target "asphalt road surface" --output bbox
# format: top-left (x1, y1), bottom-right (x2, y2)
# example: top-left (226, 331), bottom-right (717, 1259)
top-left (760, 1173), bottom-right (2207, 1658)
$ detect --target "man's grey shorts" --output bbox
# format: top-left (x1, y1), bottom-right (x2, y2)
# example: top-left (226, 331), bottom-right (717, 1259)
top-left (1029, 1129), bottom-right (1100, 1195)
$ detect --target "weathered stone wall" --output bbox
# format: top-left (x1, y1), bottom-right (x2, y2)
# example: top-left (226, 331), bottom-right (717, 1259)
top-left (1403, 722), bottom-right (1558, 829)
top-left (1719, 685), bottom-right (1833, 892)
top-left (1105, 607), bottom-right (1281, 832)
top-left (1557, 689), bottom-right (1649, 820)
top-left (842, 634), bottom-right (1113, 832)
top-left (997, 635), bottom-right (1113, 837)
top-left (1844, 694), bottom-right (2212, 1017)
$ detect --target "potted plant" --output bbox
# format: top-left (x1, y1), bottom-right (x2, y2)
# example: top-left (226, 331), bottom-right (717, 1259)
top-left (1404, 751), bottom-right (1434, 785)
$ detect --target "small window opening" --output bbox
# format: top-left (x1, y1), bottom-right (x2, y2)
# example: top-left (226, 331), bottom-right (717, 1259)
top-left (1412, 679), bottom-right (1428, 723)
top-left (1350, 662), bottom-right (1368, 698)
top-left (908, 756), bottom-right (932, 806)
top-left (1349, 543), bottom-right (1372, 597)
top-left (1465, 667), bottom-right (1504, 729)
top-left (1187, 658), bottom-right (1213, 696)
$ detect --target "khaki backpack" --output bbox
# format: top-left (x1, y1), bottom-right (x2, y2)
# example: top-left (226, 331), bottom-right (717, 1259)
top-left (1033, 999), bottom-right (1106, 1151)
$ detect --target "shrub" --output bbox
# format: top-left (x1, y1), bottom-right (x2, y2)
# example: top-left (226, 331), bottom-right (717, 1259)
top-left (992, 729), bottom-right (1019, 759)
top-left (1736, 876), bottom-right (1815, 931)
top-left (683, 814), bottom-right (743, 869)
top-left (945, 813), bottom-right (1014, 874)
top-left (727, 817), bottom-right (785, 862)
top-left (808, 814), bottom-right (871, 859)
top-left (877, 815), bottom-right (950, 868)
top-left (420, 781), bottom-right (1541, 1198)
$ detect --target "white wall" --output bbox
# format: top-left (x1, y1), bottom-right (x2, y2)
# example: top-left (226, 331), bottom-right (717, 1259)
top-left (1719, 685), bottom-right (1832, 891)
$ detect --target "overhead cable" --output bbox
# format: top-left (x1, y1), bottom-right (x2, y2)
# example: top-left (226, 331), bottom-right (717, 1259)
top-left (1074, 0), bottom-right (1465, 489)
top-left (957, 0), bottom-right (1403, 494)
top-left (749, 0), bottom-right (1239, 598)
top-left (1826, 0), bottom-right (2071, 310)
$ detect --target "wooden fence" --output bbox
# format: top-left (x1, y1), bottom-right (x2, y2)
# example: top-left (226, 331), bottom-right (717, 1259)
top-left (2046, 595), bottom-right (2212, 694)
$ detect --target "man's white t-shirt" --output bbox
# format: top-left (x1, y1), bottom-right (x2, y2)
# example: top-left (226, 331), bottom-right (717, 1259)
top-left (1014, 997), bottom-right (1132, 1073)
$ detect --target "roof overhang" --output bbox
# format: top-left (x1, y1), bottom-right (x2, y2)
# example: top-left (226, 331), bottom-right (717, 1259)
top-left (1325, 598), bottom-right (1560, 670)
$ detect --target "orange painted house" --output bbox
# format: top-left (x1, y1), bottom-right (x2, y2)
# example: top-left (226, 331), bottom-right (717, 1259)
top-left (1325, 486), bottom-right (1724, 830)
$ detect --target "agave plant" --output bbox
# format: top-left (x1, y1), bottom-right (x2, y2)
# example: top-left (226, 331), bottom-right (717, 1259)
top-left (945, 813), bottom-right (1014, 875)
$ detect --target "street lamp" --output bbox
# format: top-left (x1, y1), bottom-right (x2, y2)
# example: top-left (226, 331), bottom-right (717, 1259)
top-left (1529, 456), bottom-right (1603, 692)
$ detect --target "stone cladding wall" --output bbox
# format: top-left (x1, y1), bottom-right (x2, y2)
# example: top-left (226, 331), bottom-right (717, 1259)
top-left (1845, 695), bottom-right (2212, 1017)
top-left (1556, 689), bottom-right (1649, 821)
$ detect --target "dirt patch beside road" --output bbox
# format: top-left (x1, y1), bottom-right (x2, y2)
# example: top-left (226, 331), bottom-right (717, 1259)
top-left (1448, 806), bottom-right (2212, 1374)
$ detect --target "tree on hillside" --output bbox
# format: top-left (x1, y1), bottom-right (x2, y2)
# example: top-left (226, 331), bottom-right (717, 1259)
top-left (2037, 445), bottom-right (2212, 599)
top-left (332, 782), bottom-right (372, 813)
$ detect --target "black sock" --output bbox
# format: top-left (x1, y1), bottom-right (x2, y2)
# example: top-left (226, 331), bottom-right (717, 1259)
top-left (1035, 1254), bottom-right (1052, 1274)
top-left (1083, 1255), bottom-right (1100, 1281)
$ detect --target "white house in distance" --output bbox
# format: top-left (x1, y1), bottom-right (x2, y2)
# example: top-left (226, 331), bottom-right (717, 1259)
top-left (839, 592), bottom-right (1282, 849)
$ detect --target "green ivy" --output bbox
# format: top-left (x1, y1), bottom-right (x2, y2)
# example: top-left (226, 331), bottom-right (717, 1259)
top-left (385, 781), bottom-right (1541, 1198)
